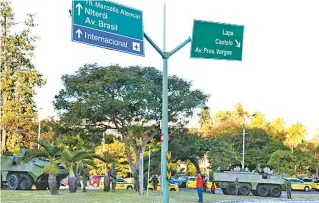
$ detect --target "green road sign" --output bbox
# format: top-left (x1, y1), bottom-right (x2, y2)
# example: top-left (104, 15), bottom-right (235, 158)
top-left (190, 20), bottom-right (244, 61)
top-left (72, 0), bottom-right (144, 56)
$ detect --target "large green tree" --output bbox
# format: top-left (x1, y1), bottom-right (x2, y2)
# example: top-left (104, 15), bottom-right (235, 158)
top-left (0, 1), bottom-right (45, 154)
top-left (54, 64), bottom-right (208, 193)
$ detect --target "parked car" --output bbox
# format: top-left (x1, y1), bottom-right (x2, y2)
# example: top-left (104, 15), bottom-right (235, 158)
top-left (147, 178), bottom-right (179, 191)
top-left (99, 177), bottom-right (134, 190)
top-left (177, 176), bottom-right (189, 188)
top-left (60, 175), bottom-right (82, 187)
top-left (169, 177), bottom-right (180, 186)
top-left (285, 178), bottom-right (312, 191)
top-left (303, 178), bottom-right (319, 191)
top-left (186, 176), bottom-right (212, 189)
top-left (88, 175), bottom-right (104, 187)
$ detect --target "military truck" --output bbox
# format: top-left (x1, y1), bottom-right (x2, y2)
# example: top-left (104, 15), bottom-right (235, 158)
top-left (214, 171), bottom-right (286, 197)
top-left (1, 148), bottom-right (68, 190)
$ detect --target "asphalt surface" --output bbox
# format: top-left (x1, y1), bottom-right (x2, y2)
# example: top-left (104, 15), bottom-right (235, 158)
top-left (179, 188), bottom-right (319, 195)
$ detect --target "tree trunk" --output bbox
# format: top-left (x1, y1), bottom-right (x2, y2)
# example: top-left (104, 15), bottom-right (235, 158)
top-left (48, 175), bottom-right (59, 195)
top-left (75, 174), bottom-right (81, 189)
top-left (193, 160), bottom-right (201, 174)
top-left (1, 130), bottom-right (6, 154)
top-left (123, 136), bottom-right (136, 173)
top-left (104, 173), bottom-right (110, 192)
top-left (139, 146), bottom-right (144, 195)
top-left (316, 165), bottom-right (318, 177)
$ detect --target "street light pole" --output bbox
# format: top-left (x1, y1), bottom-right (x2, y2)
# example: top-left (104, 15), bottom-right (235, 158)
top-left (37, 107), bottom-right (42, 149)
top-left (242, 124), bottom-right (245, 169)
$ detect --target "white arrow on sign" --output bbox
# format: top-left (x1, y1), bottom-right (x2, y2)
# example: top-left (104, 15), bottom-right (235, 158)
top-left (76, 29), bottom-right (82, 38)
top-left (76, 3), bottom-right (83, 16)
top-left (235, 40), bottom-right (241, 48)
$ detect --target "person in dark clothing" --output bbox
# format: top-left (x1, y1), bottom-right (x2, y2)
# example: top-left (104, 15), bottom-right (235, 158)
top-left (151, 175), bottom-right (159, 191)
top-left (143, 173), bottom-right (148, 190)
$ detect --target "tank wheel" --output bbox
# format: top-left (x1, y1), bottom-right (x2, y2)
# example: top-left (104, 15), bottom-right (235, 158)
top-left (239, 184), bottom-right (251, 195)
top-left (270, 185), bottom-right (282, 197)
top-left (221, 188), bottom-right (229, 195)
top-left (7, 174), bottom-right (20, 190)
top-left (1, 175), bottom-right (5, 189)
top-left (225, 183), bottom-right (236, 195)
top-left (19, 174), bottom-right (34, 190)
top-left (36, 175), bottom-right (49, 190)
top-left (257, 185), bottom-right (269, 197)
top-left (36, 182), bottom-right (48, 190)
top-left (251, 190), bottom-right (258, 196)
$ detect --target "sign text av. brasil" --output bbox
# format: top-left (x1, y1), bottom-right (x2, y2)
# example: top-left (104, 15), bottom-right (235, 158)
top-left (71, 0), bottom-right (144, 56)
top-left (190, 20), bottom-right (244, 61)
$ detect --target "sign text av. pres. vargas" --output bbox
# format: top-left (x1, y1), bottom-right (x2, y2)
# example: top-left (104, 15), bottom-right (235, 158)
top-left (190, 20), bottom-right (244, 61)
top-left (71, 0), bottom-right (144, 56)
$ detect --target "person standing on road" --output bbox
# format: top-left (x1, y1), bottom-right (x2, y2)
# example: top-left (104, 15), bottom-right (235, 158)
top-left (196, 173), bottom-right (204, 203)
top-left (152, 175), bottom-right (159, 191)
top-left (235, 177), bottom-right (239, 196)
top-left (286, 179), bottom-right (292, 199)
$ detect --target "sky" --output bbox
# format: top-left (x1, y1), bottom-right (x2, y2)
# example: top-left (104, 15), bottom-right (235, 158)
top-left (9, 0), bottom-right (319, 139)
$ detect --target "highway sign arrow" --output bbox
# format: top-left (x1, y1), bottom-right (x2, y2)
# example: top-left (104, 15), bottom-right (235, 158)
top-left (75, 29), bottom-right (82, 38)
top-left (75, 3), bottom-right (83, 16)
top-left (235, 40), bottom-right (241, 48)
top-left (167, 171), bottom-right (171, 180)
top-left (166, 162), bottom-right (172, 169)
top-left (166, 151), bottom-right (171, 160)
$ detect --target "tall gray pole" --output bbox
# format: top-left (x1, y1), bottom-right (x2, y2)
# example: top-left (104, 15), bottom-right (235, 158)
top-left (161, 0), bottom-right (169, 202)
top-left (147, 147), bottom-right (151, 196)
top-left (37, 108), bottom-right (42, 149)
top-left (242, 125), bottom-right (245, 169)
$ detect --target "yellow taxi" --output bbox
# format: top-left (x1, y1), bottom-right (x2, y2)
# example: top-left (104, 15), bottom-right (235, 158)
top-left (303, 178), bottom-right (319, 191)
top-left (99, 177), bottom-right (134, 190)
top-left (147, 179), bottom-right (179, 192)
top-left (312, 179), bottom-right (319, 190)
top-left (285, 178), bottom-right (312, 191)
top-left (186, 177), bottom-right (197, 188)
top-left (186, 176), bottom-right (213, 189)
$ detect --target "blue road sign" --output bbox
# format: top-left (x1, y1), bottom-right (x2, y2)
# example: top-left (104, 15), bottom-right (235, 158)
top-left (71, 0), bottom-right (144, 56)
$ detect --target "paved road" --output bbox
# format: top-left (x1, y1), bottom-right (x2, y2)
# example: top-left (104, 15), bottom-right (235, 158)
top-left (179, 188), bottom-right (319, 195)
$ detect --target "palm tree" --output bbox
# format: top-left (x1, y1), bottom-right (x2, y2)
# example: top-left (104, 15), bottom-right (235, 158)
top-left (60, 149), bottom-right (92, 193)
top-left (24, 140), bottom-right (62, 195)
top-left (93, 151), bottom-right (117, 192)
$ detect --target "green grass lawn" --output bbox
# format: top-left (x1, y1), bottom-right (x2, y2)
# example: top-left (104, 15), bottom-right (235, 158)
top-left (0, 189), bottom-right (287, 203)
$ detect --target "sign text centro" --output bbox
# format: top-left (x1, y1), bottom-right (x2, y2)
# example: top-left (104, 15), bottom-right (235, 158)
top-left (71, 0), bottom-right (144, 56)
top-left (190, 20), bottom-right (244, 61)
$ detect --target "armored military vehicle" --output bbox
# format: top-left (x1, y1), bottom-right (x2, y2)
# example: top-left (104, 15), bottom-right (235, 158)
top-left (214, 171), bottom-right (286, 197)
top-left (1, 148), bottom-right (68, 190)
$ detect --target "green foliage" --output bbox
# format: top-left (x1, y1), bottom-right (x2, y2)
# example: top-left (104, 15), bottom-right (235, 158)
top-left (207, 139), bottom-right (239, 170)
top-left (92, 140), bottom-right (132, 177)
top-left (0, 1), bottom-right (45, 154)
top-left (23, 140), bottom-right (61, 175)
top-left (43, 163), bottom-right (60, 176)
top-left (54, 64), bottom-right (208, 175)
top-left (60, 149), bottom-right (92, 175)
top-left (268, 150), bottom-right (295, 175)
top-left (284, 122), bottom-right (307, 150)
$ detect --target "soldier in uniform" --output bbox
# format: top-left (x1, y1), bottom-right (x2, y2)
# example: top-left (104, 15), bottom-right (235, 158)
top-left (235, 177), bottom-right (239, 196)
top-left (110, 163), bottom-right (117, 192)
top-left (286, 179), bottom-right (292, 199)
top-left (81, 163), bottom-right (89, 192)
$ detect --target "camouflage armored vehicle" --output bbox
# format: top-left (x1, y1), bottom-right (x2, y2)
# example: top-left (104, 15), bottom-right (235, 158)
top-left (214, 171), bottom-right (286, 197)
top-left (1, 148), bottom-right (68, 190)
